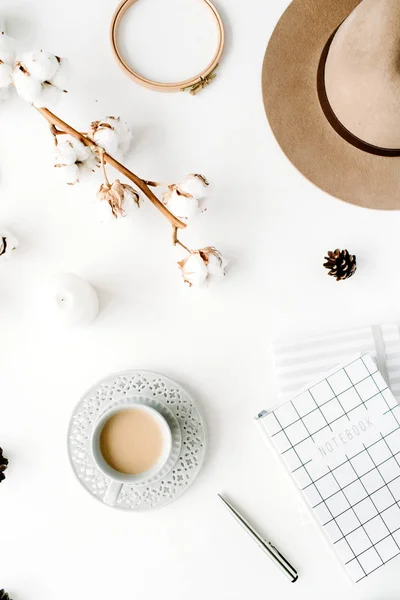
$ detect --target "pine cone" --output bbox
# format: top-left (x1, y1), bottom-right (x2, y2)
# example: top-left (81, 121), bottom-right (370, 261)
top-left (0, 448), bottom-right (9, 484)
top-left (323, 249), bottom-right (357, 281)
top-left (0, 590), bottom-right (12, 600)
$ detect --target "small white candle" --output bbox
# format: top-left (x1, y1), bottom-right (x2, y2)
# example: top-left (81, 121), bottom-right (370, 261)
top-left (50, 273), bottom-right (99, 326)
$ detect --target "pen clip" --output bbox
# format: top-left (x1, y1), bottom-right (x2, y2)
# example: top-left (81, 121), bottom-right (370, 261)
top-left (268, 542), bottom-right (297, 572)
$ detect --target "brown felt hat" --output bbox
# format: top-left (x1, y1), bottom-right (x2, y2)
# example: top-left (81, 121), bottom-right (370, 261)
top-left (262, 0), bottom-right (400, 210)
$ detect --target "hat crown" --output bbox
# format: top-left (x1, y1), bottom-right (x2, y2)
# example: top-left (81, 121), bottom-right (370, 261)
top-left (325, 0), bottom-right (400, 149)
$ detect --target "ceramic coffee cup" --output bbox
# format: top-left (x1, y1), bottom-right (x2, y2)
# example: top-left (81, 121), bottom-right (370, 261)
top-left (91, 403), bottom-right (173, 506)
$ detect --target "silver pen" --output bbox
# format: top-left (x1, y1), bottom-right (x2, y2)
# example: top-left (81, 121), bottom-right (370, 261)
top-left (218, 494), bottom-right (298, 583)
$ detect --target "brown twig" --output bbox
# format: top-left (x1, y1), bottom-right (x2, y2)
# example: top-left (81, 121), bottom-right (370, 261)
top-left (99, 149), bottom-right (110, 187)
top-left (49, 124), bottom-right (58, 143)
top-left (36, 107), bottom-right (186, 230)
top-left (176, 239), bottom-right (191, 253)
top-left (172, 227), bottom-right (191, 254)
top-left (49, 124), bottom-right (67, 137)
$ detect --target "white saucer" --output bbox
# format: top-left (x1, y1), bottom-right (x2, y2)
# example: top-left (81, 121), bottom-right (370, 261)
top-left (67, 370), bottom-right (207, 510)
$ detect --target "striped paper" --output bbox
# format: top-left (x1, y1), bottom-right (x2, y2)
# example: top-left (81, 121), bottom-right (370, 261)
top-left (273, 324), bottom-right (400, 404)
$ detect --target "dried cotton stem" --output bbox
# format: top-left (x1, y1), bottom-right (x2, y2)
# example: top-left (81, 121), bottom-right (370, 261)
top-left (99, 149), bottom-right (110, 187)
top-left (172, 228), bottom-right (191, 254)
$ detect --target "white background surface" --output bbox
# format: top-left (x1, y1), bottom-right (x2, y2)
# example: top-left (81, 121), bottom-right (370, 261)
top-left (1, 0), bottom-right (400, 598)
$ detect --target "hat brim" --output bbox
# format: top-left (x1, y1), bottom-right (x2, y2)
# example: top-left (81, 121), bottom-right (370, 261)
top-left (262, 0), bottom-right (400, 210)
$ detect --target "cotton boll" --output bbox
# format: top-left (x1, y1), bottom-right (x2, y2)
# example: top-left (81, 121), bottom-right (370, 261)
top-left (164, 189), bottom-right (200, 220)
top-left (96, 180), bottom-right (139, 219)
top-left (56, 135), bottom-right (92, 164)
top-left (74, 142), bottom-right (92, 164)
top-left (65, 136), bottom-right (92, 163)
top-left (89, 116), bottom-right (132, 158)
top-left (206, 249), bottom-right (227, 283)
top-left (65, 164), bottom-right (80, 185)
top-left (0, 33), bottom-right (15, 64)
top-left (13, 68), bottom-right (42, 103)
top-left (93, 127), bottom-right (119, 156)
top-left (50, 58), bottom-right (68, 90)
top-left (55, 140), bottom-right (78, 166)
top-left (163, 174), bottom-right (209, 219)
top-left (178, 247), bottom-right (226, 287)
top-left (110, 117), bottom-right (132, 155)
top-left (57, 163), bottom-right (79, 185)
top-left (21, 50), bottom-right (59, 82)
top-left (179, 174), bottom-right (208, 200)
top-left (96, 201), bottom-right (114, 223)
top-left (55, 143), bottom-right (95, 184)
top-left (34, 81), bottom-right (62, 108)
top-left (79, 153), bottom-right (98, 176)
top-left (96, 199), bottom-right (115, 223)
top-left (178, 253), bottom-right (208, 287)
top-left (122, 187), bottom-right (140, 217)
top-left (0, 62), bottom-right (12, 88)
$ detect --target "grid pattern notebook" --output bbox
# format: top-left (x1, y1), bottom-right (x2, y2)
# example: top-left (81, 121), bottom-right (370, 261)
top-left (258, 354), bottom-right (400, 583)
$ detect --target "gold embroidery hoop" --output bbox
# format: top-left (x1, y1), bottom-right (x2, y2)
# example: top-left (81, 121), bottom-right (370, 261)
top-left (110, 0), bottom-right (224, 94)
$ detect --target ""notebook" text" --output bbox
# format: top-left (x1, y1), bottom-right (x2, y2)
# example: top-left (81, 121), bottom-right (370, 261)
top-left (318, 416), bottom-right (373, 457)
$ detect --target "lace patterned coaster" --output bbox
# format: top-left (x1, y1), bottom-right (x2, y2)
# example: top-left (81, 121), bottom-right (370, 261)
top-left (68, 370), bottom-right (207, 510)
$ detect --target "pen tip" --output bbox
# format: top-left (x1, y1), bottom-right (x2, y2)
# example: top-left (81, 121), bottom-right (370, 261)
top-left (218, 494), bottom-right (230, 508)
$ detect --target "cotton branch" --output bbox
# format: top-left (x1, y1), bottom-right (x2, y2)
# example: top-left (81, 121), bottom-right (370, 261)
top-left (0, 34), bottom-right (227, 286)
top-left (37, 107), bottom-right (186, 232)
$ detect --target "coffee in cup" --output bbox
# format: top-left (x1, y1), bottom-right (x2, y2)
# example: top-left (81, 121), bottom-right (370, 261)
top-left (92, 403), bottom-right (173, 505)
top-left (99, 407), bottom-right (164, 475)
